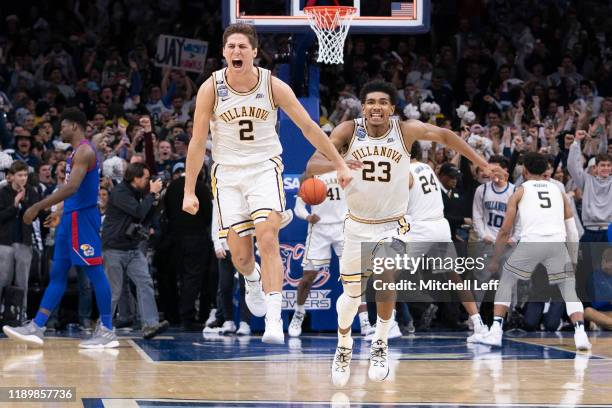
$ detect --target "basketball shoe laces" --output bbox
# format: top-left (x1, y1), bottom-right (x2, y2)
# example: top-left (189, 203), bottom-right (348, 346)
top-left (370, 340), bottom-right (388, 367)
top-left (333, 346), bottom-right (352, 372)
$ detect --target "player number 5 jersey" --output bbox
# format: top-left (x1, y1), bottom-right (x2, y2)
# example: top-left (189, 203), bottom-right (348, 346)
top-left (210, 67), bottom-right (281, 165)
top-left (518, 180), bottom-right (566, 241)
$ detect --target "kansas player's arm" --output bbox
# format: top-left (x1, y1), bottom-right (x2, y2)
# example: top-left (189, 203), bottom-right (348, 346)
top-left (23, 145), bottom-right (95, 225)
top-left (401, 120), bottom-right (504, 180)
top-left (490, 187), bottom-right (523, 272)
top-left (183, 77), bottom-right (214, 215)
top-left (271, 77), bottom-right (353, 188)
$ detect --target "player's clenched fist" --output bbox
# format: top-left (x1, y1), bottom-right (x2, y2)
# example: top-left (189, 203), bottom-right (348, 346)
top-left (182, 193), bottom-right (199, 215)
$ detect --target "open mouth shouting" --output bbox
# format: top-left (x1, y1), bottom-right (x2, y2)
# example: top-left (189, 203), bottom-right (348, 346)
top-left (232, 59), bottom-right (243, 69)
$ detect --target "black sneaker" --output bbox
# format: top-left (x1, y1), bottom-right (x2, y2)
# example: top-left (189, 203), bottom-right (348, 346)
top-left (142, 320), bottom-right (170, 340)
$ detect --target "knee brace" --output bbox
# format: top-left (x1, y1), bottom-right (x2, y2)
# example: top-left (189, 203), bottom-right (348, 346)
top-left (336, 282), bottom-right (362, 329)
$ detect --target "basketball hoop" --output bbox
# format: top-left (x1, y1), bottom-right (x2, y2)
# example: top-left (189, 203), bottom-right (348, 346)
top-left (303, 6), bottom-right (356, 65)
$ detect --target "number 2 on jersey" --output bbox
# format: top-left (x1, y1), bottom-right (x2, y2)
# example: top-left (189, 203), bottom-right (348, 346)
top-left (239, 120), bottom-right (254, 140)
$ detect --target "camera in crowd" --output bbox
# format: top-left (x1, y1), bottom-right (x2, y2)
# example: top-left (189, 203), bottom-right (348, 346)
top-left (125, 222), bottom-right (150, 241)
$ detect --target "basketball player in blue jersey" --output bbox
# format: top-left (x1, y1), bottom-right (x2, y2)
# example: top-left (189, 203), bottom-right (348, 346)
top-left (306, 81), bottom-right (505, 386)
top-left (182, 23), bottom-right (352, 344)
top-left (3, 108), bottom-right (117, 348)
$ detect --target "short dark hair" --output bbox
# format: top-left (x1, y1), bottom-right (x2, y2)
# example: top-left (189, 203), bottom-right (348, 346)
top-left (124, 162), bottom-right (149, 183)
top-left (359, 81), bottom-right (398, 106)
top-left (595, 153), bottom-right (612, 165)
top-left (223, 23), bottom-right (259, 48)
top-left (410, 141), bottom-right (422, 161)
top-left (488, 155), bottom-right (510, 170)
top-left (9, 160), bottom-right (29, 174)
top-left (523, 152), bottom-right (548, 175)
top-left (60, 107), bottom-right (87, 130)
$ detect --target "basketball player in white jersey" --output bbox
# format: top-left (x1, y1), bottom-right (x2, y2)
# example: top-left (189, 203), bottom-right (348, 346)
top-left (482, 152), bottom-right (590, 350)
top-left (183, 24), bottom-right (352, 344)
top-left (406, 142), bottom-right (488, 343)
top-left (472, 156), bottom-right (516, 244)
top-left (306, 81), bottom-right (502, 386)
top-left (288, 171), bottom-right (347, 337)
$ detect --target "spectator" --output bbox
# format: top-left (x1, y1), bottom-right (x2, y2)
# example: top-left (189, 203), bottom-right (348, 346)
top-left (438, 163), bottom-right (471, 241)
top-left (0, 160), bottom-right (42, 321)
top-left (162, 164), bottom-right (214, 331)
top-left (101, 162), bottom-right (168, 339)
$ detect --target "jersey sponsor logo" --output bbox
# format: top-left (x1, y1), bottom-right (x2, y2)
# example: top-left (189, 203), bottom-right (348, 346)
top-left (80, 244), bottom-right (94, 257)
top-left (387, 137), bottom-right (394, 143)
top-left (351, 145), bottom-right (404, 163)
top-left (256, 93), bottom-right (264, 99)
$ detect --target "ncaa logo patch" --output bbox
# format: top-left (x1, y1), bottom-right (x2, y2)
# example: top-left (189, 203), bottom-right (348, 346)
top-left (356, 126), bottom-right (366, 140)
top-left (217, 85), bottom-right (228, 97)
top-left (80, 244), bottom-right (95, 257)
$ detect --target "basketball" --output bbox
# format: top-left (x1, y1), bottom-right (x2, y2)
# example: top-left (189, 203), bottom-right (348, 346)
top-left (299, 177), bottom-right (327, 205)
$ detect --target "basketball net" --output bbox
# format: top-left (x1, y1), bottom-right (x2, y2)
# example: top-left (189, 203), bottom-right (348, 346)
top-left (304, 5), bottom-right (356, 64)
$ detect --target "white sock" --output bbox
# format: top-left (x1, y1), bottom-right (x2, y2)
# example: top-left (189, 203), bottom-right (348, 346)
top-left (295, 303), bottom-right (305, 314)
top-left (265, 292), bottom-right (282, 320)
top-left (491, 320), bottom-right (502, 330)
top-left (470, 313), bottom-right (485, 330)
top-left (373, 315), bottom-right (391, 343)
top-left (244, 263), bottom-right (260, 283)
top-left (338, 329), bottom-right (353, 349)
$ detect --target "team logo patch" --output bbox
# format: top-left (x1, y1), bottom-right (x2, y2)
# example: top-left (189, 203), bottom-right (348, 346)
top-left (217, 85), bottom-right (228, 97)
top-left (356, 126), bottom-right (367, 140)
top-left (80, 244), bottom-right (95, 257)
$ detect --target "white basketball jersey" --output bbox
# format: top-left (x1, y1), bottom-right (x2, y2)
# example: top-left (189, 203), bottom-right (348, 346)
top-left (478, 181), bottom-right (515, 238)
top-left (210, 67), bottom-right (281, 165)
top-left (407, 161), bottom-right (444, 222)
top-left (311, 171), bottom-right (347, 224)
top-left (344, 118), bottom-right (411, 221)
top-left (518, 180), bottom-right (566, 241)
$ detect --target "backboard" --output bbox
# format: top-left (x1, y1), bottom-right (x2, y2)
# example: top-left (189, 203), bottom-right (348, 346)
top-left (222, 0), bottom-right (430, 34)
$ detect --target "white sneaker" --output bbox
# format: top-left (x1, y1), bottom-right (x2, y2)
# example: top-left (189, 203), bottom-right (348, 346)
top-left (205, 308), bottom-right (217, 327)
top-left (288, 311), bottom-right (305, 337)
top-left (467, 323), bottom-right (488, 343)
top-left (480, 324), bottom-right (503, 347)
top-left (359, 314), bottom-right (372, 336)
top-left (280, 209), bottom-right (294, 229)
top-left (388, 319), bottom-right (402, 340)
top-left (368, 339), bottom-right (390, 382)
top-left (262, 317), bottom-right (284, 344)
top-left (244, 263), bottom-right (266, 317)
top-left (221, 321), bottom-right (236, 335)
top-left (236, 321), bottom-right (251, 336)
top-left (331, 346), bottom-right (353, 387)
top-left (574, 328), bottom-right (591, 351)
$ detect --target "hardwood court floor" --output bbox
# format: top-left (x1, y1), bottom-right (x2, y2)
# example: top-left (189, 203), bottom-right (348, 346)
top-left (1, 330), bottom-right (611, 407)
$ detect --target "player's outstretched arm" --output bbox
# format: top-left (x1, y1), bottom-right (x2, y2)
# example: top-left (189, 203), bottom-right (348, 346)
top-left (402, 120), bottom-right (504, 180)
top-left (305, 121), bottom-right (355, 177)
top-left (183, 78), bottom-right (214, 215)
top-left (491, 187), bottom-right (523, 270)
top-left (272, 77), bottom-right (353, 187)
top-left (23, 146), bottom-right (94, 224)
